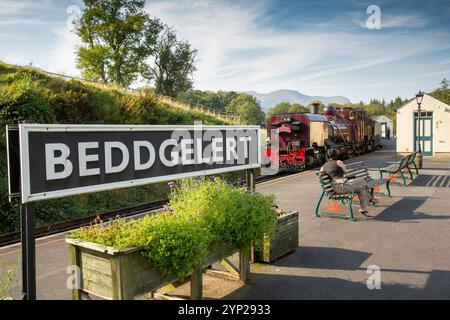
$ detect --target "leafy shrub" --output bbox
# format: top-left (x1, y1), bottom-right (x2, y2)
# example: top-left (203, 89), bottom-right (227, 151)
top-left (0, 62), bottom-right (227, 234)
top-left (0, 259), bottom-right (16, 300)
top-left (69, 178), bottom-right (277, 277)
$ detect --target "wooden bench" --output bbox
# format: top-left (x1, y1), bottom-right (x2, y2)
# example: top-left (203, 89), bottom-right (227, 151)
top-left (379, 153), bottom-right (416, 186)
top-left (345, 161), bottom-right (391, 198)
top-left (315, 161), bottom-right (390, 221)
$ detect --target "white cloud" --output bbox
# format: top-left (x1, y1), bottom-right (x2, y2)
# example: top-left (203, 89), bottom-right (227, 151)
top-left (0, 18), bottom-right (52, 26)
top-left (355, 13), bottom-right (428, 29)
top-left (382, 14), bottom-right (428, 28)
top-left (0, 0), bottom-right (52, 14)
top-left (43, 23), bottom-right (82, 77)
top-left (147, 0), bottom-right (339, 91)
top-left (147, 0), bottom-right (449, 96)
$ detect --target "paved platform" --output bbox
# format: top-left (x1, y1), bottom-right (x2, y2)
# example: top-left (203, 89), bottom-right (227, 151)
top-left (226, 139), bottom-right (450, 299)
top-left (1, 139), bottom-right (450, 299)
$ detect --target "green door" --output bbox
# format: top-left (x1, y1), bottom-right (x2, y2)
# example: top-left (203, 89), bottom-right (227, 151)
top-left (414, 112), bottom-right (433, 156)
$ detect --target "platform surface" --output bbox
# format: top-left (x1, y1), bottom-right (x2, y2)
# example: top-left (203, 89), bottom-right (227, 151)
top-left (227, 139), bottom-right (450, 299)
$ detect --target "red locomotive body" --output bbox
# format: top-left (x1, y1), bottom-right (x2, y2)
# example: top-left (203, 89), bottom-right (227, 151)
top-left (264, 105), bottom-right (380, 172)
top-left (335, 108), bottom-right (379, 153)
top-left (265, 113), bottom-right (328, 171)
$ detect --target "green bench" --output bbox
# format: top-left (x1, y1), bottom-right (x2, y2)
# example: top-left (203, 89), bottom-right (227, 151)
top-left (379, 152), bottom-right (418, 186)
top-left (315, 171), bottom-right (359, 221)
top-left (345, 161), bottom-right (391, 198)
top-left (315, 161), bottom-right (389, 221)
top-left (407, 151), bottom-right (419, 175)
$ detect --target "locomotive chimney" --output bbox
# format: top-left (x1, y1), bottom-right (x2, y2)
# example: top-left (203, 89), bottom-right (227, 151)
top-left (323, 105), bottom-right (336, 117)
top-left (310, 101), bottom-right (321, 114)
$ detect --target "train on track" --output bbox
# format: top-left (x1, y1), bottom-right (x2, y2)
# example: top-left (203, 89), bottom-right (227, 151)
top-left (263, 103), bottom-right (381, 172)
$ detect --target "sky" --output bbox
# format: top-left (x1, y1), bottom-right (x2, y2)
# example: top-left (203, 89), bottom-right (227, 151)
top-left (1, 0), bottom-right (450, 103)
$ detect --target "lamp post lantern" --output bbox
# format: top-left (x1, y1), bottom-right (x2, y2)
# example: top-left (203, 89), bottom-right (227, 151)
top-left (415, 90), bottom-right (425, 168)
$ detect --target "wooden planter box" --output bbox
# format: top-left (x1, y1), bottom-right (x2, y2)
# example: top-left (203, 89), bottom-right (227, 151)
top-left (254, 211), bottom-right (299, 263)
top-left (66, 239), bottom-right (249, 300)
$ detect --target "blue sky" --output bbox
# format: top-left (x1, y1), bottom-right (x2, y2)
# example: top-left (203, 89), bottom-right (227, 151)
top-left (1, 0), bottom-right (450, 103)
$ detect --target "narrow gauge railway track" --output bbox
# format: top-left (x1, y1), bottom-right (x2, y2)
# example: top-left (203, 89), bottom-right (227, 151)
top-left (0, 174), bottom-right (289, 247)
top-left (0, 200), bottom-right (168, 247)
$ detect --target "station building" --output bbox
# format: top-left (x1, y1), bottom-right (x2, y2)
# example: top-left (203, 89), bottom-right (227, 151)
top-left (396, 93), bottom-right (450, 157)
top-left (372, 115), bottom-right (394, 139)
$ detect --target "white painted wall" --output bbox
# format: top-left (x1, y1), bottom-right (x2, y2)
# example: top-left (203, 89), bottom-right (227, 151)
top-left (396, 94), bottom-right (450, 156)
top-left (373, 115), bottom-right (394, 138)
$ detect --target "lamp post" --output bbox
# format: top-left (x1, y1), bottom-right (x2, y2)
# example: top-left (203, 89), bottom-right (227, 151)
top-left (415, 90), bottom-right (424, 168)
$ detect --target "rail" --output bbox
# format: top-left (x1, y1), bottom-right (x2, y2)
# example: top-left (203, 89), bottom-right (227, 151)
top-left (0, 200), bottom-right (168, 247)
top-left (0, 174), bottom-right (284, 247)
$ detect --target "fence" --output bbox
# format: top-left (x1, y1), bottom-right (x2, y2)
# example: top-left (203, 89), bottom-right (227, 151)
top-left (5, 63), bottom-right (241, 124)
top-left (159, 95), bottom-right (240, 124)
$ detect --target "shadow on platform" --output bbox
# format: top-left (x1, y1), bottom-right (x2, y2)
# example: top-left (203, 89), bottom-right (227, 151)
top-left (374, 196), bottom-right (450, 222)
top-left (409, 175), bottom-right (450, 188)
top-left (223, 269), bottom-right (450, 300)
top-left (270, 246), bottom-right (371, 271)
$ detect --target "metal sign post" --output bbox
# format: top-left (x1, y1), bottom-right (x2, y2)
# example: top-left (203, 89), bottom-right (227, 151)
top-left (20, 203), bottom-right (36, 300)
top-left (7, 124), bottom-right (36, 300)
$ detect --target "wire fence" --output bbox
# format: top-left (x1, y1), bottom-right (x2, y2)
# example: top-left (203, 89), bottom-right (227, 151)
top-left (159, 95), bottom-right (240, 123)
top-left (7, 63), bottom-right (240, 123)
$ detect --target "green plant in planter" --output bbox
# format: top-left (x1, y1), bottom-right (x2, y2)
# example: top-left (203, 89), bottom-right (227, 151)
top-left (69, 177), bottom-right (277, 277)
top-left (169, 178), bottom-right (277, 250)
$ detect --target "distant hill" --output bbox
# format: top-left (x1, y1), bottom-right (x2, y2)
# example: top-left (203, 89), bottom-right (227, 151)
top-left (244, 89), bottom-right (351, 110)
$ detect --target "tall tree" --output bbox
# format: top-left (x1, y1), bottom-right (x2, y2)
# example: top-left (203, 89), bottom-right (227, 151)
top-left (267, 101), bottom-right (308, 118)
top-left (227, 94), bottom-right (263, 125)
top-left (143, 26), bottom-right (197, 96)
top-left (431, 78), bottom-right (450, 105)
top-left (288, 102), bottom-right (308, 113)
top-left (75, 0), bottom-right (162, 87)
top-left (266, 101), bottom-right (290, 118)
top-left (177, 90), bottom-right (238, 112)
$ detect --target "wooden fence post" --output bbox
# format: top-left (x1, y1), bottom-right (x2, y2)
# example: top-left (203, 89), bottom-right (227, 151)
top-left (190, 266), bottom-right (203, 300)
top-left (239, 245), bottom-right (250, 284)
top-left (68, 245), bottom-right (82, 300)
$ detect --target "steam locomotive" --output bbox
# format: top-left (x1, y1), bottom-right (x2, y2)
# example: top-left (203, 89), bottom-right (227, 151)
top-left (263, 103), bottom-right (381, 172)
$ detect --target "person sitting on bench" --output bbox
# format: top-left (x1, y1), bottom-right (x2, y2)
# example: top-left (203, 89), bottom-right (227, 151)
top-left (320, 149), bottom-right (375, 217)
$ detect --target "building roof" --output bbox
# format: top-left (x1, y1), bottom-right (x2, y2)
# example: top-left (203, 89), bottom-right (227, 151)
top-left (396, 93), bottom-right (450, 112)
top-left (372, 115), bottom-right (393, 122)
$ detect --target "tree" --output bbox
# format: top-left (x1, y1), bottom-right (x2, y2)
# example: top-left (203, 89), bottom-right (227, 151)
top-left (363, 102), bottom-right (385, 117)
top-left (289, 102), bottom-right (308, 113)
top-left (177, 90), bottom-right (238, 112)
top-left (227, 94), bottom-right (263, 125)
top-left (75, 0), bottom-right (162, 87)
top-left (267, 101), bottom-right (308, 118)
top-left (267, 101), bottom-right (290, 117)
top-left (439, 78), bottom-right (449, 90)
top-left (431, 78), bottom-right (450, 105)
top-left (143, 26), bottom-right (197, 96)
